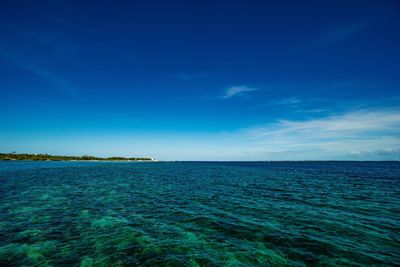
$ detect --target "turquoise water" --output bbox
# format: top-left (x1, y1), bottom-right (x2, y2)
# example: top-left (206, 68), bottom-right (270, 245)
top-left (0, 161), bottom-right (399, 266)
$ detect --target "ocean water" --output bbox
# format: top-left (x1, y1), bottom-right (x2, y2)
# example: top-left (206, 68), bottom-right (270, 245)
top-left (0, 161), bottom-right (399, 266)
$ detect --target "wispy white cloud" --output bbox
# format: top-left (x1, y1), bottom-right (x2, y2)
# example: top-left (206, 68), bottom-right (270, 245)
top-left (221, 86), bottom-right (258, 99)
top-left (296, 108), bottom-right (328, 114)
top-left (275, 97), bottom-right (302, 105)
top-left (5, 107), bottom-right (398, 161)
top-left (349, 148), bottom-right (400, 158)
top-left (176, 73), bottom-right (212, 80)
top-left (0, 49), bottom-right (79, 97)
top-left (317, 19), bottom-right (369, 46)
top-left (240, 108), bottom-right (400, 160)
top-left (256, 97), bottom-right (303, 108)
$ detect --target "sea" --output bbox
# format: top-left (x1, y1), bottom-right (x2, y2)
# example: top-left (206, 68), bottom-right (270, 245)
top-left (0, 161), bottom-right (399, 266)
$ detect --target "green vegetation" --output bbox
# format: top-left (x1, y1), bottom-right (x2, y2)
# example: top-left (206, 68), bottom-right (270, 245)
top-left (0, 153), bottom-right (154, 161)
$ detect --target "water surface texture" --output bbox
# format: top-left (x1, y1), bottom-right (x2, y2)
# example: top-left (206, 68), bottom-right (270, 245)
top-left (0, 161), bottom-right (399, 266)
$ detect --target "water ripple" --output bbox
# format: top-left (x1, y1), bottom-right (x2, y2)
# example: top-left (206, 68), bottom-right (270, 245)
top-left (0, 161), bottom-right (399, 266)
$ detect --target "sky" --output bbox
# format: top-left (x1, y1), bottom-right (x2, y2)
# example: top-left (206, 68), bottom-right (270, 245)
top-left (0, 0), bottom-right (400, 160)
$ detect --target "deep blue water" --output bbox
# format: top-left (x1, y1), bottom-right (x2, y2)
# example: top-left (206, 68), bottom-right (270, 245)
top-left (0, 161), bottom-right (399, 266)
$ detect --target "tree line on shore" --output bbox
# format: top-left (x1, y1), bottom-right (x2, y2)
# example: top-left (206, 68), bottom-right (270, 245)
top-left (0, 153), bottom-right (153, 161)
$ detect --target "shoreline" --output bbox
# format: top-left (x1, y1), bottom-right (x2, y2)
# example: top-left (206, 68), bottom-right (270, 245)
top-left (0, 159), bottom-right (158, 162)
top-left (0, 153), bottom-right (156, 162)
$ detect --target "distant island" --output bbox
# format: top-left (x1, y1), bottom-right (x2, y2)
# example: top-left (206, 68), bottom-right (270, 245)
top-left (0, 153), bottom-right (155, 161)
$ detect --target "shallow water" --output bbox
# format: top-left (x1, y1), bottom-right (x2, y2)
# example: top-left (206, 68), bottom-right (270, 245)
top-left (0, 161), bottom-right (399, 266)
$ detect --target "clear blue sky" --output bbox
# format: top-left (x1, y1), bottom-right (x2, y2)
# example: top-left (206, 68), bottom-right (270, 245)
top-left (1, 0), bottom-right (399, 160)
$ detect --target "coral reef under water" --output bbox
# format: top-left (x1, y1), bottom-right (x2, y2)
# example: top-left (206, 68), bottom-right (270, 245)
top-left (0, 161), bottom-right (399, 266)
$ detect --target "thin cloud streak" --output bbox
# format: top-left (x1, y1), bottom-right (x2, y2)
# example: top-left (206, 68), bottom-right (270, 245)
top-left (0, 49), bottom-right (79, 97)
top-left (176, 73), bottom-right (213, 80)
top-left (240, 108), bottom-right (400, 159)
top-left (255, 97), bottom-right (303, 108)
top-left (317, 19), bottom-right (370, 46)
top-left (349, 148), bottom-right (400, 158)
top-left (221, 86), bottom-right (258, 99)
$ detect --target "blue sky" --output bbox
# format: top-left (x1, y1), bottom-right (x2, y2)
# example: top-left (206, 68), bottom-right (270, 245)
top-left (1, 0), bottom-right (399, 160)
